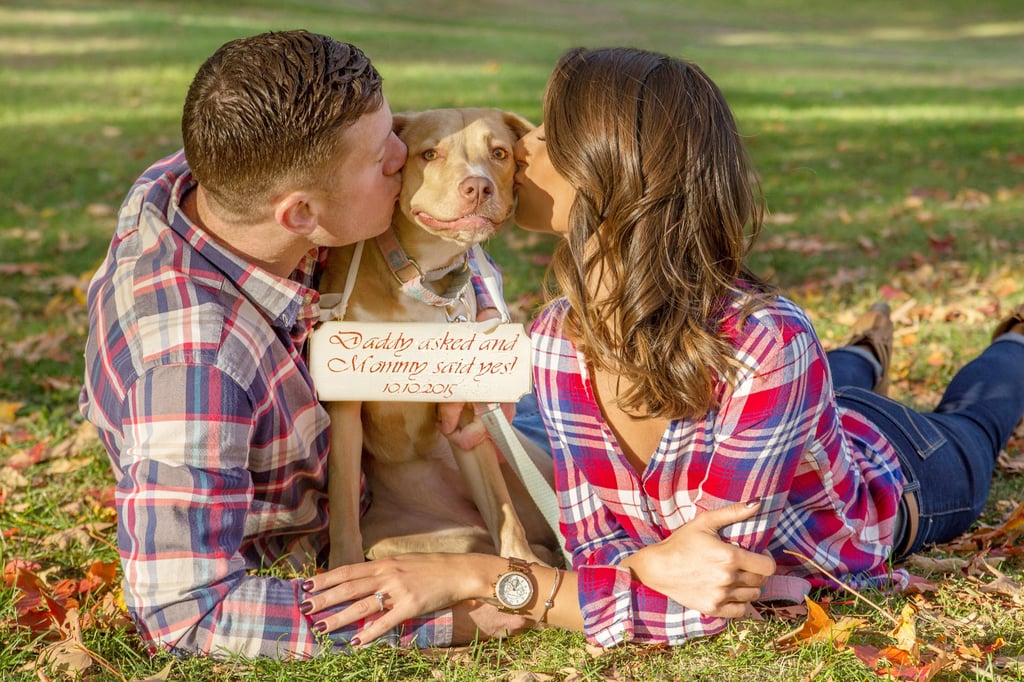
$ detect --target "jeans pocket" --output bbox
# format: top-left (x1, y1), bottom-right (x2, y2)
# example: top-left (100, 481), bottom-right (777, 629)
top-left (835, 387), bottom-right (946, 460)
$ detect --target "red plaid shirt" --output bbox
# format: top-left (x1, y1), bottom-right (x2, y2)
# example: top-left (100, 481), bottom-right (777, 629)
top-left (80, 151), bottom-right (462, 658)
top-left (531, 296), bottom-right (906, 647)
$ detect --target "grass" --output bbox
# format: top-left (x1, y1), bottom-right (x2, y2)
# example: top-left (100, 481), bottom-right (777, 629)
top-left (1, 0), bottom-right (1023, 679)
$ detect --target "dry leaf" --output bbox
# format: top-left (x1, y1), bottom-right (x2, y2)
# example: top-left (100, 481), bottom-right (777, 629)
top-left (0, 465), bottom-right (30, 489)
top-left (889, 602), bottom-right (921, 663)
top-left (0, 401), bottom-right (24, 424)
top-left (41, 522), bottom-right (114, 551)
top-left (507, 671), bottom-right (554, 682)
top-left (901, 574), bottom-right (939, 594)
top-left (997, 450), bottom-right (1024, 474)
top-left (34, 607), bottom-right (93, 678)
top-left (4, 559), bottom-right (67, 635)
top-left (979, 575), bottom-right (1023, 601)
top-left (774, 596), bottom-right (864, 651)
top-left (979, 560), bottom-right (1023, 602)
top-left (133, 661), bottom-right (175, 681)
top-left (47, 421), bottom-right (101, 461)
top-left (903, 555), bottom-right (968, 574)
top-left (45, 457), bottom-right (94, 475)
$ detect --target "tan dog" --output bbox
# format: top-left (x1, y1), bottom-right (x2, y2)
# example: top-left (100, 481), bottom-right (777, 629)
top-left (319, 108), bottom-right (556, 569)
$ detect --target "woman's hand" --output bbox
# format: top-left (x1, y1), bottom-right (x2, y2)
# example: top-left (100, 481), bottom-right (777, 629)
top-left (622, 500), bottom-right (776, 618)
top-left (302, 552), bottom-right (519, 646)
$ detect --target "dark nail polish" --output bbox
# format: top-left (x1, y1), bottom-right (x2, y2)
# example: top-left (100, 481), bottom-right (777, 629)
top-left (745, 498), bottom-right (761, 507)
top-left (301, 580), bottom-right (315, 592)
top-left (300, 600), bottom-right (313, 615)
top-left (351, 637), bottom-right (361, 647)
top-left (313, 621), bottom-right (327, 633)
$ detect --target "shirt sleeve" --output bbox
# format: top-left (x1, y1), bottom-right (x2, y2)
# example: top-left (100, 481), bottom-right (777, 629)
top-left (467, 246), bottom-right (503, 317)
top-left (700, 323), bottom-right (826, 554)
top-left (116, 364), bottom-right (450, 659)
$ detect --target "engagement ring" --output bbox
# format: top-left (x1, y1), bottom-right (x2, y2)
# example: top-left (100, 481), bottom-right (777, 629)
top-left (374, 591), bottom-right (387, 613)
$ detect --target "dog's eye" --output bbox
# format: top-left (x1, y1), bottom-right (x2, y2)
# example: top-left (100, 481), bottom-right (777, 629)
top-left (422, 149), bottom-right (439, 161)
top-left (492, 148), bottom-right (509, 160)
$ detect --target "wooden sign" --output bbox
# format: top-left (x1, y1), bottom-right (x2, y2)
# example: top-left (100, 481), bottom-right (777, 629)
top-left (308, 321), bottom-right (532, 402)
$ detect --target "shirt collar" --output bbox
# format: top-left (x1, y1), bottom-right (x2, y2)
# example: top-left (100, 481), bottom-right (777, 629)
top-left (165, 172), bottom-right (323, 334)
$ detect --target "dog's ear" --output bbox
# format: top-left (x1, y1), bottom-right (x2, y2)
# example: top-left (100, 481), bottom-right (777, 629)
top-left (392, 111), bottom-right (416, 138)
top-left (501, 111), bottom-right (536, 140)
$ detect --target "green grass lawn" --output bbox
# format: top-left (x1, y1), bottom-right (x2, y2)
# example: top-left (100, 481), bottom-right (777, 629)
top-left (1, 1), bottom-right (1023, 679)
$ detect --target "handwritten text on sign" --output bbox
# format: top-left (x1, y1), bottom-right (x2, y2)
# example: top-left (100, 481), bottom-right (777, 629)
top-left (309, 321), bottom-right (532, 402)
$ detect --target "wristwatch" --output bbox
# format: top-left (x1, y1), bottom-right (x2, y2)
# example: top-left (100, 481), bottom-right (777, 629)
top-left (493, 557), bottom-right (535, 613)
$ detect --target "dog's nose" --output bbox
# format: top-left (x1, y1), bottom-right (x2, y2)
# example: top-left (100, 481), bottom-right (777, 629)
top-left (459, 176), bottom-right (494, 201)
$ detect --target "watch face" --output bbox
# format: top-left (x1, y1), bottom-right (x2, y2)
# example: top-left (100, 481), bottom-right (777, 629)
top-left (497, 572), bottom-right (533, 608)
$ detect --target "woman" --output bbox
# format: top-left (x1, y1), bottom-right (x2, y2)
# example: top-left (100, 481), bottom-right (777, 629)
top-left (303, 47), bottom-right (1024, 648)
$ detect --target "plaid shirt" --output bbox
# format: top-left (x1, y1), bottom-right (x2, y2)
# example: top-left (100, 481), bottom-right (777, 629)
top-left (531, 296), bottom-right (906, 647)
top-left (79, 151), bottom-right (468, 658)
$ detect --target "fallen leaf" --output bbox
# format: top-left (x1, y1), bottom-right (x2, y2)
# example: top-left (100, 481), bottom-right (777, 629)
top-left (903, 555), bottom-right (968, 574)
top-left (33, 608), bottom-right (93, 678)
top-left (889, 602), bottom-right (921, 663)
top-left (3, 559), bottom-right (67, 635)
top-left (978, 560), bottom-right (1023, 602)
top-left (41, 522), bottom-right (114, 551)
top-left (0, 401), bottom-right (24, 424)
top-left (773, 596), bottom-right (864, 651)
top-left (132, 660), bottom-right (175, 681)
top-left (0, 465), bottom-right (30, 489)
top-left (901, 574), bottom-right (939, 594)
top-left (47, 421), bottom-right (101, 461)
top-left (5, 439), bottom-right (51, 469)
top-left (507, 671), bottom-right (554, 682)
top-left (82, 590), bottom-right (132, 631)
top-left (46, 456), bottom-right (94, 475)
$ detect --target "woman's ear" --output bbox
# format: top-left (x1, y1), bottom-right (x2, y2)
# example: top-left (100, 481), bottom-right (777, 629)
top-left (275, 192), bottom-right (317, 235)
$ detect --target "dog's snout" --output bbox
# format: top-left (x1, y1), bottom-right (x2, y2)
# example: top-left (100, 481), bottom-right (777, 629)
top-left (459, 176), bottom-right (494, 200)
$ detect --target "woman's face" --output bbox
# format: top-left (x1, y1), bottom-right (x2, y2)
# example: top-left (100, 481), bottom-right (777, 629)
top-left (512, 124), bottom-right (575, 235)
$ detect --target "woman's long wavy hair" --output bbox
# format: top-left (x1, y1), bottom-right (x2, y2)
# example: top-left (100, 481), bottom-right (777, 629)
top-left (544, 47), bottom-right (774, 419)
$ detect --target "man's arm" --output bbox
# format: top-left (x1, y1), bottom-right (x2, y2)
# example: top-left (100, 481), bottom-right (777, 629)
top-left (116, 364), bottom-right (450, 658)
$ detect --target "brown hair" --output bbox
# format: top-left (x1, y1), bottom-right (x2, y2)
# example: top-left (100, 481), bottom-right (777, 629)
top-left (182, 30), bottom-right (383, 221)
top-left (544, 47), bottom-right (773, 419)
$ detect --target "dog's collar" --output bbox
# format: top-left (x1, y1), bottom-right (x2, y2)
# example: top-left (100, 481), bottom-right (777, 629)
top-left (375, 227), bottom-right (472, 314)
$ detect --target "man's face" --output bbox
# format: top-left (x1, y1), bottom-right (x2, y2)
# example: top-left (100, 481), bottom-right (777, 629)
top-left (311, 97), bottom-right (408, 246)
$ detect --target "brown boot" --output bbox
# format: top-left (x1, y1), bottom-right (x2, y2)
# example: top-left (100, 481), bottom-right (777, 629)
top-left (992, 303), bottom-right (1024, 341)
top-left (992, 303), bottom-right (1024, 438)
top-left (845, 302), bottom-right (893, 395)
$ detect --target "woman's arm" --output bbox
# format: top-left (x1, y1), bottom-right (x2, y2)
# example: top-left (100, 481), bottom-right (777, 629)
top-left (302, 552), bottom-right (582, 646)
top-left (619, 501), bottom-right (775, 618)
top-left (552, 436), bottom-right (773, 646)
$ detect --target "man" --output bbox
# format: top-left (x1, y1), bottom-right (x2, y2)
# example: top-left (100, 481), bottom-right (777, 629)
top-left (80, 30), bottom-right (522, 659)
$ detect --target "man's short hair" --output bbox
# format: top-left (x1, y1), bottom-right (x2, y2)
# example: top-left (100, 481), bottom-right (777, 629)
top-left (182, 30), bottom-right (383, 221)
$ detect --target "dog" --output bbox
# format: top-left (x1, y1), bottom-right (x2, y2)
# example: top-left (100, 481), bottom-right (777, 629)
top-left (319, 108), bottom-right (557, 569)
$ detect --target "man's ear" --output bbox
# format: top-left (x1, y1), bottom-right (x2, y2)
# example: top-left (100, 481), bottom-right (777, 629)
top-left (275, 191), bottom-right (317, 235)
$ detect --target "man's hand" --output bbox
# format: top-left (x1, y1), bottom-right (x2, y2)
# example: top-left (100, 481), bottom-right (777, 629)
top-left (451, 599), bottom-right (532, 644)
top-left (435, 402), bottom-right (515, 452)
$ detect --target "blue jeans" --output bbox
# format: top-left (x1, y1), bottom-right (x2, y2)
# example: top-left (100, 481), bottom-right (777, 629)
top-left (512, 391), bottom-right (550, 452)
top-left (831, 333), bottom-right (1024, 557)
